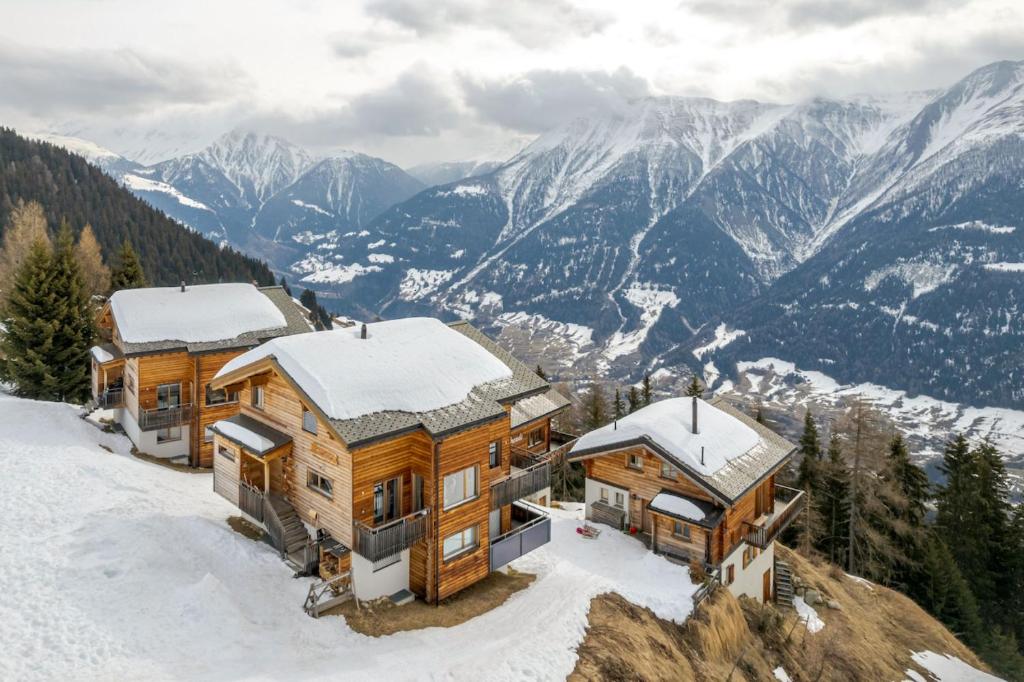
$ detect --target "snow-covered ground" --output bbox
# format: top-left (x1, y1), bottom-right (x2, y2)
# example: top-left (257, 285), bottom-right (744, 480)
top-left (0, 393), bottom-right (696, 681)
top-left (904, 651), bottom-right (1003, 682)
top-left (793, 595), bottom-right (824, 634)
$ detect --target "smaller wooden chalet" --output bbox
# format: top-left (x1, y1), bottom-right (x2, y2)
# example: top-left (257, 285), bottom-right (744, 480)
top-left (90, 283), bottom-right (310, 467)
top-left (568, 396), bottom-right (801, 604)
top-left (207, 318), bottom-right (571, 605)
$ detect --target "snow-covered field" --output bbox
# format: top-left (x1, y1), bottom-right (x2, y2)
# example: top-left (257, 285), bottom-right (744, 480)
top-left (0, 393), bottom-right (695, 681)
top-left (904, 651), bottom-right (1003, 682)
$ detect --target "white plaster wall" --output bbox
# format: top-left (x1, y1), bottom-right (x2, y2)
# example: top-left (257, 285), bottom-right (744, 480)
top-left (584, 478), bottom-right (630, 527)
top-left (119, 409), bottom-right (190, 458)
top-left (524, 486), bottom-right (552, 507)
top-left (351, 549), bottom-right (410, 601)
top-left (722, 541), bottom-right (775, 603)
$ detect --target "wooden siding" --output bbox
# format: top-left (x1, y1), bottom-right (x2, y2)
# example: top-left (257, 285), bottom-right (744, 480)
top-left (511, 418), bottom-right (549, 455)
top-left (193, 351), bottom-right (246, 467)
top-left (123, 357), bottom-right (140, 419)
top-left (212, 438), bottom-right (241, 504)
top-left (651, 512), bottom-right (708, 564)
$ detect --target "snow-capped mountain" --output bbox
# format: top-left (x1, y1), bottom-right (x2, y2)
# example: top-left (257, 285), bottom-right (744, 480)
top-left (307, 60), bottom-right (1024, 410)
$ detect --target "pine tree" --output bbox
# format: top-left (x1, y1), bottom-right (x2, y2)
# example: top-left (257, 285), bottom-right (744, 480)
top-left (684, 374), bottom-right (703, 397)
top-left (0, 199), bottom-right (50, 298)
top-left (0, 239), bottom-right (59, 398)
top-left (74, 224), bottom-right (111, 298)
top-left (796, 409), bottom-right (822, 491)
top-left (627, 386), bottom-right (640, 413)
top-left (278, 275), bottom-right (292, 297)
top-left (886, 433), bottom-right (929, 527)
top-left (641, 373), bottom-right (652, 407)
top-left (817, 432), bottom-right (850, 566)
top-left (909, 533), bottom-right (986, 649)
top-left (48, 224), bottom-right (95, 401)
top-left (581, 380), bottom-right (608, 431)
top-left (755, 402), bottom-right (766, 425)
top-left (613, 388), bottom-right (624, 421)
top-left (110, 239), bottom-right (147, 290)
top-left (535, 364), bottom-right (548, 380)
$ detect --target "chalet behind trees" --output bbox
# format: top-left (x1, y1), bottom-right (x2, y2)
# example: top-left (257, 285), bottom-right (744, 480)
top-left (90, 283), bottom-right (310, 466)
top-left (207, 318), bottom-right (570, 605)
top-left (568, 396), bottom-right (801, 604)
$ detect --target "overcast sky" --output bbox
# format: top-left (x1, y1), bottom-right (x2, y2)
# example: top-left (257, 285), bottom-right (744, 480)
top-left (1, 0), bottom-right (1022, 165)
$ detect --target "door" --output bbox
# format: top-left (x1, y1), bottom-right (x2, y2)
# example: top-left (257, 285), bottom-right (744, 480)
top-left (763, 568), bottom-right (772, 603)
top-left (374, 477), bottom-right (402, 524)
top-left (156, 382), bottom-right (182, 443)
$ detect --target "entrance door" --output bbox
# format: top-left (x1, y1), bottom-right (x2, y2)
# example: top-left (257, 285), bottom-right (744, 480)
top-left (374, 477), bottom-right (401, 524)
top-left (763, 568), bottom-right (772, 603)
top-left (156, 382), bottom-right (182, 443)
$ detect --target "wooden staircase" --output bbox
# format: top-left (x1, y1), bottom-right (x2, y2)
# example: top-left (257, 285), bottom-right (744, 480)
top-left (775, 559), bottom-right (794, 608)
top-left (303, 571), bottom-right (353, 618)
top-left (266, 495), bottom-right (311, 564)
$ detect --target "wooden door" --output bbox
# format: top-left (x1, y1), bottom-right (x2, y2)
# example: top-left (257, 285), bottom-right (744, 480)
top-left (763, 568), bottom-right (772, 603)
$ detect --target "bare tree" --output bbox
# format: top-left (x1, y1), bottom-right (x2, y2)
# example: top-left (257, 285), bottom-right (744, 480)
top-left (0, 200), bottom-right (50, 298)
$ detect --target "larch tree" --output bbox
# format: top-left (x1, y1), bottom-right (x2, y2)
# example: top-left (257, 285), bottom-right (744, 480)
top-left (110, 239), bottom-right (148, 290)
top-left (0, 199), bottom-right (50, 299)
top-left (0, 239), bottom-right (59, 398)
top-left (74, 224), bottom-right (111, 298)
top-left (581, 380), bottom-right (609, 431)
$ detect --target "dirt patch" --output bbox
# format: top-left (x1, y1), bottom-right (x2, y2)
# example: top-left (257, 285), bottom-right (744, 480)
top-left (131, 448), bottom-right (209, 474)
top-left (227, 516), bottom-right (264, 542)
top-left (328, 569), bottom-right (535, 636)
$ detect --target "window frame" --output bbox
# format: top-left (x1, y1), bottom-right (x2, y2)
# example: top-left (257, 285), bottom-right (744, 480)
top-left (443, 465), bottom-right (479, 510)
top-left (527, 427), bottom-right (544, 448)
top-left (307, 469), bottom-right (333, 498)
top-left (614, 491), bottom-right (625, 509)
top-left (442, 525), bottom-right (479, 562)
top-left (488, 440), bottom-right (501, 469)
top-left (205, 383), bottom-right (239, 407)
top-left (251, 385), bottom-right (265, 410)
top-left (156, 426), bottom-right (181, 443)
top-left (217, 443), bottom-right (235, 462)
top-left (660, 461), bottom-right (677, 480)
top-left (627, 453), bottom-right (643, 470)
top-left (302, 408), bottom-right (318, 435)
top-left (673, 521), bottom-right (692, 543)
top-left (726, 564), bottom-right (735, 585)
top-left (599, 487), bottom-right (609, 504)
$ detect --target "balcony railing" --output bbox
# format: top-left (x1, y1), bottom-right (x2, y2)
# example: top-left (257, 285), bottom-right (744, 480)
top-left (138, 404), bottom-right (193, 431)
top-left (490, 503), bottom-right (551, 571)
top-left (743, 485), bottom-right (806, 550)
top-left (490, 458), bottom-right (550, 510)
top-left (352, 509), bottom-right (430, 565)
top-left (97, 388), bottom-right (124, 409)
top-left (238, 481), bottom-right (265, 523)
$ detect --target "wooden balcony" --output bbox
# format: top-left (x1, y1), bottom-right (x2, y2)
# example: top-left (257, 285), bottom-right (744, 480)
top-left (490, 502), bottom-right (551, 571)
top-left (490, 457), bottom-right (550, 510)
top-left (96, 388), bottom-right (124, 409)
top-left (138, 404), bottom-right (193, 431)
top-left (352, 509), bottom-right (430, 565)
top-left (743, 485), bottom-right (806, 550)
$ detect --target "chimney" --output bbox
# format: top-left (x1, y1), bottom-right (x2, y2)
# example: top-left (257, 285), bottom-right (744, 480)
top-left (701, 446), bottom-right (705, 466)
top-left (691, 395), bottom-right (698, 435)
top-left (180, 281), bottom-right (186, 293)
top-left (360, 323), bottom-right (367, 339)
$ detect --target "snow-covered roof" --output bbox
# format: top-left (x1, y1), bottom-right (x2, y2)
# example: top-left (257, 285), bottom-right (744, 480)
top-left (110, 283), bottom-right (287, 345)
top-left (211, 414), bottom-right (291, 457)
top-left (90, 343), bottom-right (121, 364)
top-left (510, 388), bottom-right (571, 429)
top-left (218, 318), bottom-right (513, 421)
top-left (570, 396), bottom-right (796, 503)
top-left (649, 491), bottom-right (714, 525)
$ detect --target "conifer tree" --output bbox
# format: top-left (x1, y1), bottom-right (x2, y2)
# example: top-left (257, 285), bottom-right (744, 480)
top-left (817, 432), bottom-right (850, 566)
top-left (613, 388), bottom-right (624, 421)
top-left (627, 386), bottom-right (640, 413)
top-left (910, 533), bottom-right (986, 650)
top-left (641, 373), bottom-right (652, 407)
top-left (796, 409), bottom-right (822, 492)
top-left (0, 240), bottom-right (59, 398)
top-left (886, 433), bottom-right (929, 527)
top-left (684, 374), bottom-right (703, 397)
top-left (535, 364), bottom-right (548, 380)
top-left (278, 275), bottom-right (292, 297)
top-left (74, 224), bottom-right (111, 298)
top-left (110, 239), bottom-right (147, 290)
top-left (755, 402), bottom-right (766, 425)
top-left (48, 224), bottom-right (95, 401)
top-left (581, 380), bottom-right (608, 431)
top-left (0, 199), bottom-right (50, 297)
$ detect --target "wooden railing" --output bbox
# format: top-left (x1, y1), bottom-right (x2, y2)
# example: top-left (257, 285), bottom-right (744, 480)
top-left (693, 568), bottom-right (722, 610)
top-left (304, 571), bottom-right (352, 618)
top-left (490, 459), bottom-right (550, 510)
top-left (743, 486), bottom-right (806, 550)
top-left (263, 496), bottom-right (287, 557)
top-left (97, 388), bottom-right (124, 409)
top-left (138, 404), bottom-right (193, 431)
top-left (352, 509), bottom-right (430, 564)
top-left (238, 481), bottom-right (265, 523)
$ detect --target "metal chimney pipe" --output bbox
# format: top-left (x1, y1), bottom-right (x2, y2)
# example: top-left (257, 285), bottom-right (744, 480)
top-left (692, 395), bottom-right (698, 435)
top-left (180, 281), bottom-right (186, 293)
top-left (360, 323), bottom-right (367, 339)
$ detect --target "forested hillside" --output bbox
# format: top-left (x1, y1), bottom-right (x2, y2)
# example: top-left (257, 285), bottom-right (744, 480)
top-left (0, 128), bottom-right (274, 286)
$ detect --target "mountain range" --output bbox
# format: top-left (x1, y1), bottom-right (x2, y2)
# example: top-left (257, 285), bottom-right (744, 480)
top-left (38, 59), bottom-right (1024, 411)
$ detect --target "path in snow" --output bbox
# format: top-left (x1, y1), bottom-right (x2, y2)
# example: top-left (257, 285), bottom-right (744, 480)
top-left (0, 393), bottom-right (696, 682)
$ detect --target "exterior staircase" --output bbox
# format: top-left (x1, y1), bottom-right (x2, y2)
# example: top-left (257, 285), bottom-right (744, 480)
top-left (266, 495), bottom-right (312, 567)
top-left (775, 559), bottom-right (794, 609)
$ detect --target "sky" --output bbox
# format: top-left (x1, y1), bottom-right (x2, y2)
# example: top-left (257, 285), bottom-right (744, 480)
top-left (1, 0), bottom-right (1022, 166)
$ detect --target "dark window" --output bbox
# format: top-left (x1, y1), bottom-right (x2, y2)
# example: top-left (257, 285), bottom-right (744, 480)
top-left (251, 385), bottom-right (265, 409)
top-left (374, 477), bottom-right (401, 524)
top-left (488, 440), bottom-right (501, 468)
top-left (627, 454), bottom-right (643, 470)
top-left (727, 564), bottom-right (735, 585)
top-left (217, 444), bottom-right (235, 461)
top-left (205, 384), bottom-right (238, 406)
top-left (302, 409), bottom-right (317, 434)
top-left (307, 470), bottom-right (333, 498)
top-left (527, 428), bottom-right (544, 447)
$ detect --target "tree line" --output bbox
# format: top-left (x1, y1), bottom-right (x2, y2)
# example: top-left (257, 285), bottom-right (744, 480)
top-left (790, 402), bottom-right (1024, 678)
top-left (0, 200), bottom-right (147, 402)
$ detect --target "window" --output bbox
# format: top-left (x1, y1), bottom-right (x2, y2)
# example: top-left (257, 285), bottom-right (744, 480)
top-left (614, 491), bottom-right (625, 509)
top-left (673, 521), bottom-right (692, 542)
top-left (726, 564), bottom-right (735, 585)
top-left (443, 525), bottom-right (479, 561)
top-left (205, 384), bottom-right (238, 406)
top-left (251, 385), bottom-right (265, 409)
top-left (527, 427), bottom-right (544, 447)
top-left (443, 466), bottom-right (479, 510)
top-left (660, 461), bottom-right (676, 479)
top-left (374, 477), bottom-right (401, 524)
top-left (302, 409), bottom-right (318, 434)
top-left (156, 382), bottom-right (181, 410)
top-left (627, 453), bottom-right (643, 470)
top-left (307, 469), bottom-right (333, 498)
top-left (157, 426), bottom-right (181, 443)
top-left (204, 426), bottom-right (215, 443)
top-left (217, 444), bottom-right (235, 461)
top-left (600, 487), bottom-right (609, 503)
top-left (488, 440), bottom-right (501, 468)
top-left (742, 547), bottom-right (752, 569)
top-left (412, 474), bottom-right (425, 512)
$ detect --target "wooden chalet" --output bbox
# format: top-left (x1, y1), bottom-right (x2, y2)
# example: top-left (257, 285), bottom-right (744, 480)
top-left (568, 396), bottom-right (801, 604)
top-left (90, 282), bottom-right (310, 467)
top-left (207, 318), bottom-right (572, 605)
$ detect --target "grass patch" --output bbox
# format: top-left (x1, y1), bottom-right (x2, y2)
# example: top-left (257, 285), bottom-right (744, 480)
top-left (328, 569), bottom-right (535, 636)
top-left (131, 448), bottom-right (209, 474)
top-left (227, 516), bottom-right (265, 541)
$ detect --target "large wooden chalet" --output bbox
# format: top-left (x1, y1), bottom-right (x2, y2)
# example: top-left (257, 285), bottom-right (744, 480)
top-left (207, 318), bottom-right (571, 604)
top-left (90, 282), bottom-right (310, 467)
top-left (568, 396), bottom-right (801, 604)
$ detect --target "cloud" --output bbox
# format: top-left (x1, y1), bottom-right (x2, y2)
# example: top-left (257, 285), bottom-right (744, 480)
top-left (686, 0), bottom-right (970, 29)
top-left (365, 0), bottom-right (612, 47)
top-left (0, 43), bottom-right (248, 117)
top-left (461, 67), bottom-right (651, 132)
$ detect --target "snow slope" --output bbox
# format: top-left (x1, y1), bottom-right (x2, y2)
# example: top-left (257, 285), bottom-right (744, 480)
top-left (0, 394), bottom-right (697, 681)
